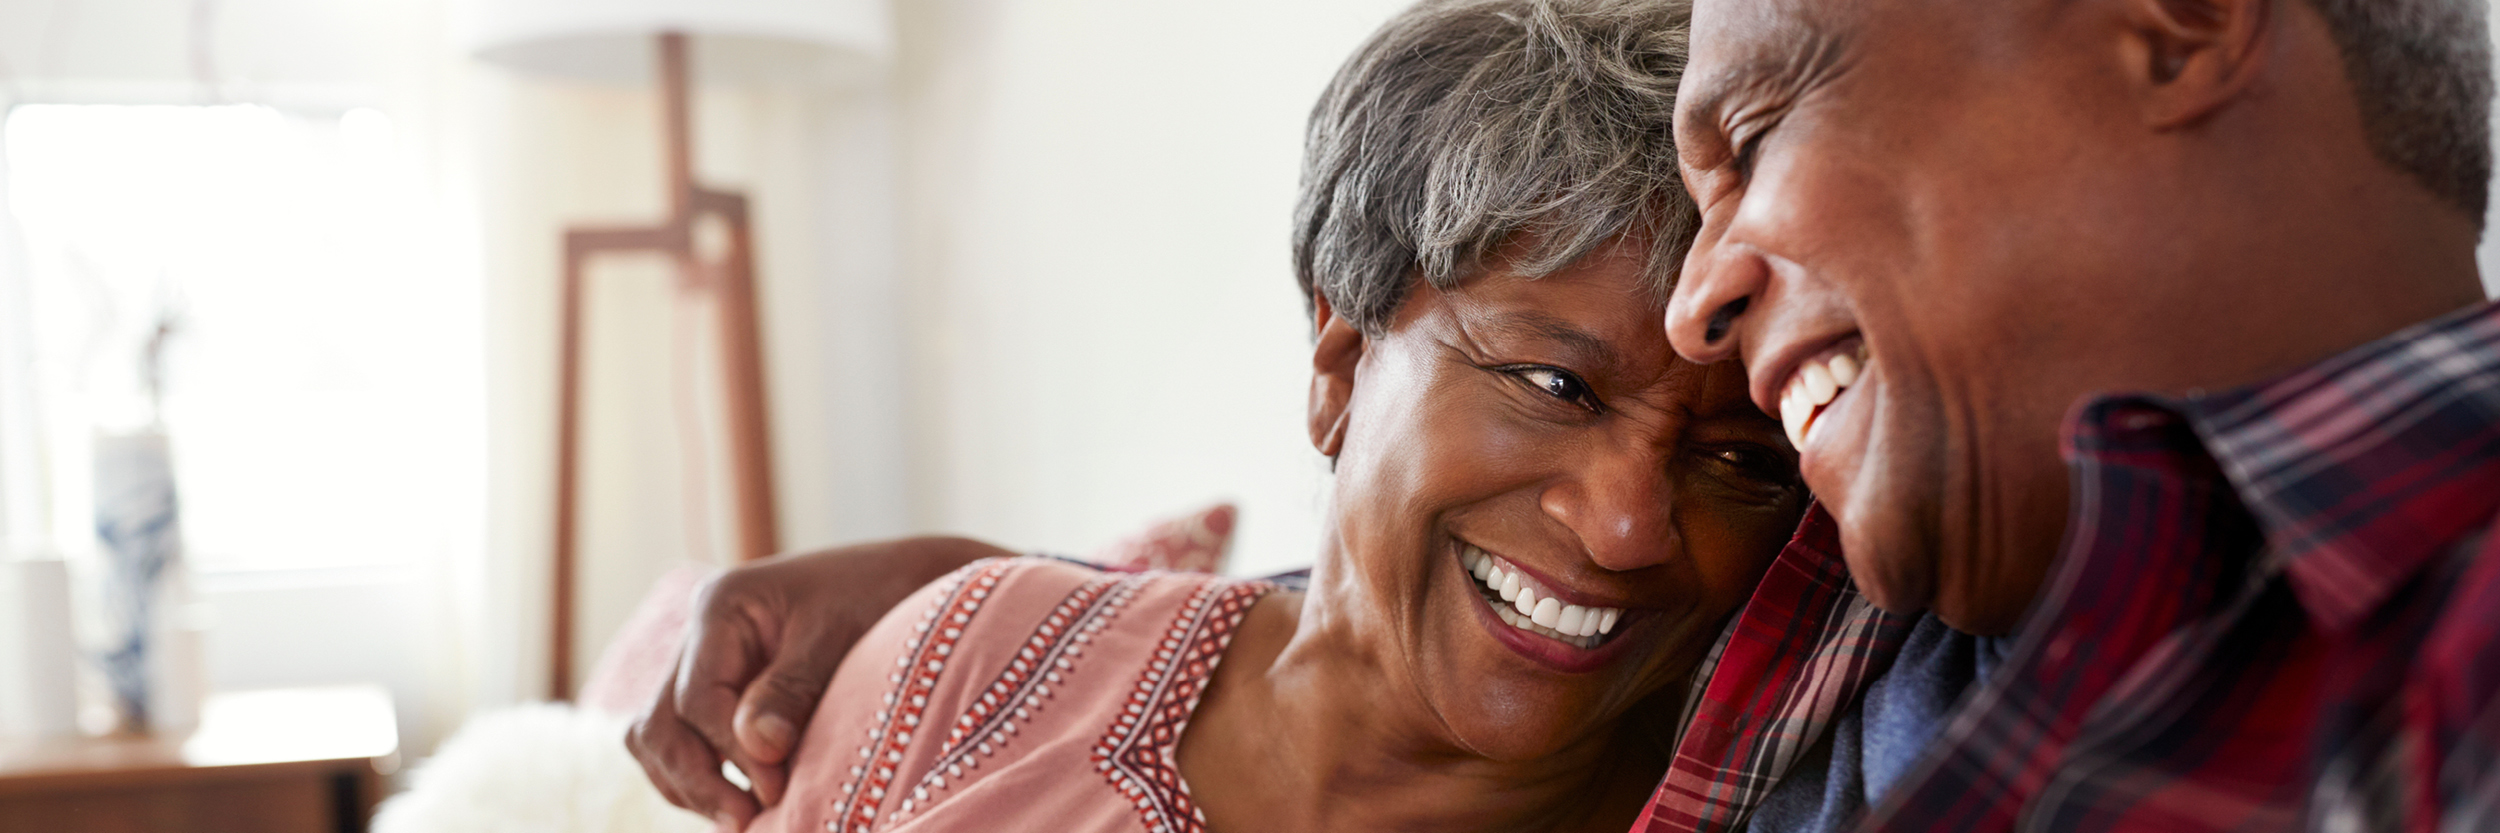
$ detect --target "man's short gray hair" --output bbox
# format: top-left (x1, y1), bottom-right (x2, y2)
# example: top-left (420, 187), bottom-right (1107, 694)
top-left (1293, 0), bottom-right (1696, 333)
top-left (2305, 0), bottom-right (2493, 220)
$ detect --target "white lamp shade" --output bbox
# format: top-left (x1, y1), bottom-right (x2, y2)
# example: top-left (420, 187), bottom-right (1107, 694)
top-left (464, 0), bottom-right (891, 86)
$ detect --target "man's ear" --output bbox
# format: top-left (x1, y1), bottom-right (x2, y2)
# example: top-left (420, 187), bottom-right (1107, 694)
top-left (1307, 295), bottom-right (1364, 459)
top-left (2114, 0), bottom-right (2270, 128)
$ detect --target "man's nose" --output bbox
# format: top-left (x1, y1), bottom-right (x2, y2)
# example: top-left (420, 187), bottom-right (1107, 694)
top-left (1665, 238), bottom-right (1768, 365)
top-left (1540, 448), bottom-right (1678, 572)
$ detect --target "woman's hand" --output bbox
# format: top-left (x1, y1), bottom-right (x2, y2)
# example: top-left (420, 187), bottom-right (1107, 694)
top-left (627, 536), bottom-right (1013, 829)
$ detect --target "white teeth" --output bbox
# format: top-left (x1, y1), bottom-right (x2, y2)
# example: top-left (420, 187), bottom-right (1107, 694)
top-left (1780, 387), bottom-right (1812, 448)
top-left (1779, 345), bottom-right (1869, 448)
top-left (1463, 547), bottom-right (1625, 649)
top-left (1496, 603), bottom-right (1591, 647)
top-left (1801, 362), bottom-right (1836, 406)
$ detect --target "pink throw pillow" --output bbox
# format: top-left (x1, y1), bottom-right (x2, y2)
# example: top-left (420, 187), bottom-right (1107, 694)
top-left (1087, 503), bottom-right (1236, 574)
top-left (578, 563), bottom-right (718, 717)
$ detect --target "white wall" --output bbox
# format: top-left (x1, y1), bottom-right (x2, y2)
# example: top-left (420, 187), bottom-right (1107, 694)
top-left (479, 0), bottom-right (1418, 699)
top-left (886, 0), bottom-right (1412, 578)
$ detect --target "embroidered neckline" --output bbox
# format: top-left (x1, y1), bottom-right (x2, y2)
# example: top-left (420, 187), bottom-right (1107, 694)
top-left (1091, 579), bottom-right (1272, 833)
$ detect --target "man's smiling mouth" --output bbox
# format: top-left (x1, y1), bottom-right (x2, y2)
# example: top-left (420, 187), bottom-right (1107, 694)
top-left (1778, 339), bottom-right (1870, 448)
top-left (1462, 545), bottom-right (1623, 650)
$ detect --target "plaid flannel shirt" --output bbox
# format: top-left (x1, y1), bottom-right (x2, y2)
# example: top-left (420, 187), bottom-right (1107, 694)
top-left (1639, 300), bottom-right (2500, 833)
top-left (1644, 502), bottom-right (1912, 832)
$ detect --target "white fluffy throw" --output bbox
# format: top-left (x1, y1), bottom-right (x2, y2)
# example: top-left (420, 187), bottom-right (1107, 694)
top-left (373, 704), bottom-right (711, 833)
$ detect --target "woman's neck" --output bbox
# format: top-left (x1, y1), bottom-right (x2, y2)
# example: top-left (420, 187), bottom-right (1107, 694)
top-left (1177, 582), bottom-right (1670, 833)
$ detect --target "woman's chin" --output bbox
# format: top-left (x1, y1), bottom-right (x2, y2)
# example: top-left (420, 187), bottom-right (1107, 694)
top-left (1415, 599), bottom-right (1663, 763)
top-left (1426, 681), bottom-right (1619, 763)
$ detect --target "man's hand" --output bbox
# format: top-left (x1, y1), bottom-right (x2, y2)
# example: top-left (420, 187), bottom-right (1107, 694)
top-left (627, 536), bottom-right (1012, 829)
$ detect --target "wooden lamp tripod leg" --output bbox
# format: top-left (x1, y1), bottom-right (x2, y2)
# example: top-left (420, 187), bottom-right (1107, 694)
top-left (547, 33), bottom-right (781, 702)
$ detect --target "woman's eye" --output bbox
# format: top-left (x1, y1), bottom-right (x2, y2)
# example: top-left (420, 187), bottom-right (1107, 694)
top-left (1509, 367), bottom-right (1600, 410)
top-left (1709, 444), bottom-right (1798, 486)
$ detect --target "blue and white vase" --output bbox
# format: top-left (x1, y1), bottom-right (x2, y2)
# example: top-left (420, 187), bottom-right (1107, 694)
top-left (92, 430), bottom-right (203, 734)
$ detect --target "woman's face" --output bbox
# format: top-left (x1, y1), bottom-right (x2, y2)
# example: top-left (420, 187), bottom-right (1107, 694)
top-left (1310, 237), bottom-right (1804, 761)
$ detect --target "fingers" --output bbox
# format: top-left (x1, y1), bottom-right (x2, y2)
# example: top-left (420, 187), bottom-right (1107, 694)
top-left (637, 539), bottom-right (1001, 821)
top-left (677, 578), bottom-right (789, 807)
top-left (628, 667), bottom-right (762, 829)
top-left (734, 645), bottom-right (849, 764)
top-left (727, 646), bottom-right (849, 804)
top-left (731, 712), bottom-right (791, 808)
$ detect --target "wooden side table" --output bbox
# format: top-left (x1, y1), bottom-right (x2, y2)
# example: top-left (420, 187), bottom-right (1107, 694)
top-left (0, 685), bottom-right (400, 833)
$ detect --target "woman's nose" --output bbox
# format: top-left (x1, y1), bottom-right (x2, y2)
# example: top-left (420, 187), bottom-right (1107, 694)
top-left (1664, 237), bottom-right (1768, 366)
top-left (1539, 451), bottom-right (1677, 572)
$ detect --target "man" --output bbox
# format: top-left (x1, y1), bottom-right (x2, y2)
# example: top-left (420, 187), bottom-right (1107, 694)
top-left (635, 0), bottom-right (2500, 830)
top-left (1652, 0), bottom-right (2500, 829)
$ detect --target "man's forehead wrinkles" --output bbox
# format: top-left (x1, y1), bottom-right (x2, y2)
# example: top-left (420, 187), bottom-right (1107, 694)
top-left (1683, 0), bottom-right (1855, 142)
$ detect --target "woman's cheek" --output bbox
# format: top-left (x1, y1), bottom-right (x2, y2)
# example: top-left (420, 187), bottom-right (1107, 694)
top-left (1680, 497), bottom-right (1801, 612)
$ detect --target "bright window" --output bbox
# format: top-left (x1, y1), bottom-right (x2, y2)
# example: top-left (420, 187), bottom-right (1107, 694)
top-left (8, 104), bottom-right (481, 572)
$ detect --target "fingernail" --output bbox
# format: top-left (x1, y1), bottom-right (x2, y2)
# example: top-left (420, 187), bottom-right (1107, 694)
top-left (755, 714), bottom-right (795, 751)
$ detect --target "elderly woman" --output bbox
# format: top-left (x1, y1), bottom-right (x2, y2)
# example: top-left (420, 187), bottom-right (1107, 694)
top-left (738, 1), bottom-right (1796, 831)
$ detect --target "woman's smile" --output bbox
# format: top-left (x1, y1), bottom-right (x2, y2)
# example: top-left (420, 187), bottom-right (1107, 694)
top-left (1454, 540), bottom-right (1655, 674)
top-left (1464, 542), bottom-right (1630, 648)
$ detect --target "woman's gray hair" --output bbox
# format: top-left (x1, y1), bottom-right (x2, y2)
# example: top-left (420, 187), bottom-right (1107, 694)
top-left (1293, 0), bottom-right (1695, 333)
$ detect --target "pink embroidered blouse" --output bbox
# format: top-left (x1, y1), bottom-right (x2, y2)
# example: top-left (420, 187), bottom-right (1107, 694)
top-left (751, 557), bottom-right (1275, 833)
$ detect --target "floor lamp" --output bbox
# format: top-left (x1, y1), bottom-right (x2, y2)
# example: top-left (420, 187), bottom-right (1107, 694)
top-left (466, 1), bottom-right (890, 700)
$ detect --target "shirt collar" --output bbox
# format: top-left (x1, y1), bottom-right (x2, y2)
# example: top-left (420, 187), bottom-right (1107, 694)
top-left (2155, 300), bottom-right (2500, 631)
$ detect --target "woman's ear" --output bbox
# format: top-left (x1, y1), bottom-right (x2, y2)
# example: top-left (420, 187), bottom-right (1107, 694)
top-left (1307, 296), bottom-right (1364, 459)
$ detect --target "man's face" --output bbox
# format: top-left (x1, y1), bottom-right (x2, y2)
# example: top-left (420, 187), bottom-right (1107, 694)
top-left (1662, 0), bottom-right (2168, 632)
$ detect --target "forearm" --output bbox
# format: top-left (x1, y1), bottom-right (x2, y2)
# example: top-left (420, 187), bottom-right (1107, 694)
top-left (856, 535), bottom-right (1018, 582)
top-left (748, 534), bottom-right (1012, 605)
top-left (632, 533), bottom-right (1025, 826)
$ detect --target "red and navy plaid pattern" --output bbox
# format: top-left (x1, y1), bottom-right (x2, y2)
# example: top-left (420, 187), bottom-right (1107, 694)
top-left (1641, 301), bottom-right (2500, 832)
top-left (1640, 504), bottom-right (1912, 832)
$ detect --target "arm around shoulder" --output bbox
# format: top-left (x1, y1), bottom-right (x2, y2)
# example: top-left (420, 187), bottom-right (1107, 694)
top-left (628, 536), bottom-right (1020, 827)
